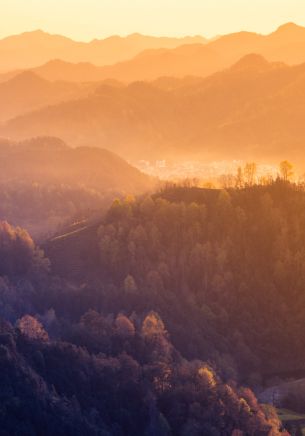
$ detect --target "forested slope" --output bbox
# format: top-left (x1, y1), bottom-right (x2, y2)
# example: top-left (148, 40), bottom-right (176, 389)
top-left (45, 181), bottom-right (305, 385)
top-left (0, 220), bottom-right (285, 435)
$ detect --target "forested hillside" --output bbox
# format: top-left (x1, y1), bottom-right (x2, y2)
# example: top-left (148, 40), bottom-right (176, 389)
top-left (45, 181), bottom-right (305, 386)
top-left (0, 220), bottom-right (285, 435)
top-left (3, 2), bottom-right (305, 434)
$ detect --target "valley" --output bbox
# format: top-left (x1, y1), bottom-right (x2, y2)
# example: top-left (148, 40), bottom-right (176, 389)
top-left (1, 12), bottom-right (305, 434)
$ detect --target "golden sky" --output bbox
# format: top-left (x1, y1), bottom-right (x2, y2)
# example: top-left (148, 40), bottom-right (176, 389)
top-left (1, 0), bottom-right (305, 40)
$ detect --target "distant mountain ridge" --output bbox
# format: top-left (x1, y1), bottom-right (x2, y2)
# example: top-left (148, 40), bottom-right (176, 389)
top-left (0, 30), bottom-right (208, 71)
top-left (0, 71), bottom-right (89, 121)
top-left (3, 55), bottom-right (305, 165)
top-left (2, 23), bottom-right (305, 82)
top-left (18, 45), bottom-right (224, 83)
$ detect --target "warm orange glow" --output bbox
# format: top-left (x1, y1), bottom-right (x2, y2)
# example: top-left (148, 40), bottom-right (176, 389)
top-left (1, 0), bottom-right (305, 41)
top-left (3, 1), bottom-right (305, 434)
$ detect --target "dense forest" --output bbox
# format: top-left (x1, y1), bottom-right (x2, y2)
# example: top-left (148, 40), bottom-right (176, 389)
top-left (3, 179), bottom-right (305, 434)
top-left (45, 181), bottom-right (305, 381)
top-left (0, 221), bottom-right (286, 435)
top-left (3, 12), bottom-right (305, 435)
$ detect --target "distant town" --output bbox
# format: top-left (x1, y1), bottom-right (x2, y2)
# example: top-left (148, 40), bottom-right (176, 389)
top-left (135, 159), bottom-right (279, 184)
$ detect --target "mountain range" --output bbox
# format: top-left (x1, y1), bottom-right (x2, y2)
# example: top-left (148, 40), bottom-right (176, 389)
top-left (33, 23), bottom-right (305, 83)
top-left (1, 24), bottom-right (305, 166)
top-left (0, 71), bottom-right (90, 121)
top-left (2, 23), bottom-right (305, 84)
top-left (0, 30), bottom-right (208, 71)
top-left (3, 54), bottom-right (305, 165)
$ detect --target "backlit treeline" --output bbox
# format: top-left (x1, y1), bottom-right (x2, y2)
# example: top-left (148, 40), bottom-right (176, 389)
top-left (219, 160), bottom-right (294, 189)
top-left (172, 160), bottom-right (296, 190)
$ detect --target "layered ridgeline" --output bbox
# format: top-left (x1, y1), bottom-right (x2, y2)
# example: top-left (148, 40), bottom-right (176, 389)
top-left (0, 30), bottom-right (208, 71)
top-left (0, 71), bottom-right (90, 122)
top-left (0, 137), bottom-right (154, 238)
top-left (3, 55), bottom-right (305, 164)
top-left (23, 23), bottom-right (305, 83)
top-left (2, 23), bottom-right (305, 80)
top-left (0, 217), bottom-right (286, 435)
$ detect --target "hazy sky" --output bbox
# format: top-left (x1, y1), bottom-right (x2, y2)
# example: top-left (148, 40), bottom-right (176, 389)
top-left (1, 0), bottom-right (305, 40)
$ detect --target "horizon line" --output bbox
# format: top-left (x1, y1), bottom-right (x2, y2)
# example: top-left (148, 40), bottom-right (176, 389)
top-left (0, 21), bottom-right (303, 44)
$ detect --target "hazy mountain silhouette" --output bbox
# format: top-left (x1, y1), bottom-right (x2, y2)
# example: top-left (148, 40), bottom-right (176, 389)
top-left (4, 54), bottom-right (305, 164)
top-left (1, 22), bottom-right (304, 85)
top-left (228, 53), bottom-right (281, 72)
top-left (0, 137), bottom-right (154, 192)
top-left (0, 30), bottom-right (208, 71)
top-left (0, 82), bottom-right (179, 158)
top-left (32, 59), bottom-right (120, 83)
top-left (3, 23), bottom-right (305, 84)
top-left (0, 71), bottom-right (88, 121)
top-left (208, 22), bottom-right (305, 65)
top-left (18, 44), bottom-right (222, 83)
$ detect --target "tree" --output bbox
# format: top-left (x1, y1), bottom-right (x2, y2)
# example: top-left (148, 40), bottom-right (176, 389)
top-left (198, 366), bottom-right (216, 389)
top-left (124, 274), bottom-right (138, 294)
top-left (16, 315), bottom-right (49, 341)
top-left (142, 312), bottom-right (166, 337)
top-left (219, 174), bottom-right (235, 189)
top-left (235, 167), bottom-right (244, 189)
top-left (244, 162), bottom-right (257, 186)
top-left (279, 160), bottom-right (293, 182)
top-left (115, 314), bottom-right (135, 338)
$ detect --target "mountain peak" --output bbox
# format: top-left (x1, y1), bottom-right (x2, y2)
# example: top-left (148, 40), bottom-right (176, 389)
top-left (0, 70), bottom-right (49, 89)
top-left (273, 22), bottom-right (305, 36)
top-left (230, 54), bottom-right (270, 72)
top-left (43, 59), bottom-right (71, 66)
top-left (10, 70), bottom-right (46, 83)
top-left (28, 29), bottom-right (45, 34)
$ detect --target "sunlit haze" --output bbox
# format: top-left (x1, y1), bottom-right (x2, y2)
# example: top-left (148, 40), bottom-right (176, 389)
top-left (1, 0), bottom-right (305, 40)
top-left (3, 1), bottom-right (305, 434)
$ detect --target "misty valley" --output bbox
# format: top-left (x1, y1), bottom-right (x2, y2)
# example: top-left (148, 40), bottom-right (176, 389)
top-left (2, 18), bottom-right (305, 436)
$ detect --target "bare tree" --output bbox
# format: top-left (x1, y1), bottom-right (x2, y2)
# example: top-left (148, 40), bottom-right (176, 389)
top-left (279, 160), bottom-right (293, 182)
top-left (244, 162), bottom-right (257, 186)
